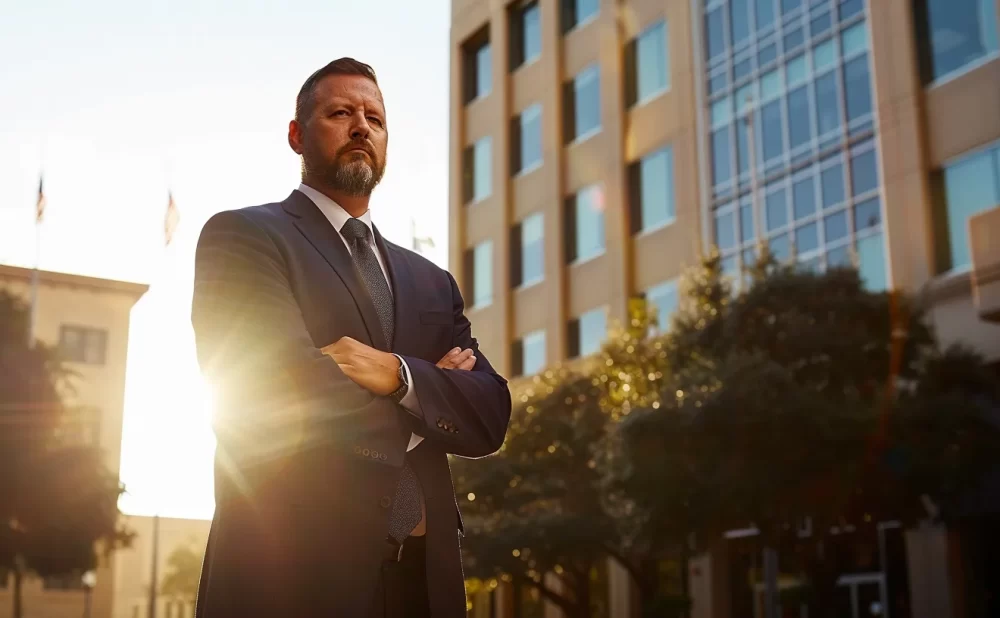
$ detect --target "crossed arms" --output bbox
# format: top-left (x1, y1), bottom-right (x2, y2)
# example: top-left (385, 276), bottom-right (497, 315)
top-left (191, 210), bottom-right (511, 469)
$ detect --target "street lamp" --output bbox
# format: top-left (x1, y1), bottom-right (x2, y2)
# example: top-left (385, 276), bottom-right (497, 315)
top-left (81, 570), bottom-right (97, 618)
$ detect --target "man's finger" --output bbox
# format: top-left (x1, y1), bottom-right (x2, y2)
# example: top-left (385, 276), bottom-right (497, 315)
top-left (457, 356), bottom-right (476, 371)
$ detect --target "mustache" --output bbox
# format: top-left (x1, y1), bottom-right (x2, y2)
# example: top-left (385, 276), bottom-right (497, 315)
top-left (338, 141), bottom-right (376, 159)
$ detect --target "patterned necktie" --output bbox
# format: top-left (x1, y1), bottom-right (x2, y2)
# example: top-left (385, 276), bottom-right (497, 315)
top-left (340, 217), bottom-right (423, 543)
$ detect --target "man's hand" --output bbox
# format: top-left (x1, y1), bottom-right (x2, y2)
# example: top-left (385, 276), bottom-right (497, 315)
top-left (436, 347), bottom-right (476, 371)
top-left (321, 337), bottom-right (401, 396)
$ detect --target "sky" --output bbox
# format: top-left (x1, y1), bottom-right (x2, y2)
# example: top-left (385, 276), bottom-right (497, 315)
top-left (0, 0), bottom-right (453, 520)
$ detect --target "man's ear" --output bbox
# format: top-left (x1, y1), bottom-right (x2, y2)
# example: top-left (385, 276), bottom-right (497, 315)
top-left (288, 119), bottom-right (304, 155)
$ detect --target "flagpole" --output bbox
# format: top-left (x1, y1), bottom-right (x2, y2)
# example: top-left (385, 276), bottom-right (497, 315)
top-left (28, 175), bottom-right (44, 349)
top-left (148, 513), bottom-right (160, 618)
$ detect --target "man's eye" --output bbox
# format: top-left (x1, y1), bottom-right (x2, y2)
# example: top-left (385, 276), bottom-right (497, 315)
top-left (367, 116), bottom-right (382, 126)
top-left (332, 110), bottom-right (349, 117)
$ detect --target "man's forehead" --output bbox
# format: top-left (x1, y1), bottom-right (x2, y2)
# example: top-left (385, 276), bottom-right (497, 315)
top-left (317, 74), bottom-right (384, 105)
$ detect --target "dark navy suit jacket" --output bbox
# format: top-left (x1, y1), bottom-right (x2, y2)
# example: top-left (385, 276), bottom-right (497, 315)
top-left (190, 189), bottom-right (511, 618)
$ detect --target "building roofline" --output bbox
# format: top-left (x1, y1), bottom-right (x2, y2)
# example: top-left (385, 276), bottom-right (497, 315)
top-left (0, 264), bottom-right (150, 302)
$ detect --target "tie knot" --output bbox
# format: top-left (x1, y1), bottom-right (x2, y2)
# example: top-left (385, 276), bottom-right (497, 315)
top-left (341, 217), bottom-right (370, 243)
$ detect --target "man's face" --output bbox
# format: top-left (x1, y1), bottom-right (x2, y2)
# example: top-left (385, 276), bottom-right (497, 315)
top-left (291, 74), bottom-right (388, 196)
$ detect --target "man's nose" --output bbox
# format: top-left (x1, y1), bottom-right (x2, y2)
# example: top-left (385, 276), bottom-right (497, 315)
top-left (350, 116), bottom-right (370, 140)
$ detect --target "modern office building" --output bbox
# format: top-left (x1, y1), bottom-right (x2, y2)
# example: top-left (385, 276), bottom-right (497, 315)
top-left (450, 0), bottom-right (1000, 615)
top-left (0, 265), bottom-right (148, 618)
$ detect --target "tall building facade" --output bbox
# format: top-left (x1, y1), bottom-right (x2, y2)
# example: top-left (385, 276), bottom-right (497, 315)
top-left (0, 265), bottom-right (147, 618)
top-left (449, 0), bottom-right (1000, 616)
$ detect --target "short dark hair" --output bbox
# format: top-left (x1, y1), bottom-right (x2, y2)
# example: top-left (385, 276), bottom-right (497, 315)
top-left (295, 57), bottom-right (379, 124)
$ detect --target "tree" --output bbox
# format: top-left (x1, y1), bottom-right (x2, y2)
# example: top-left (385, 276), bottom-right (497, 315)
top-left (453, 368), bottom-right (618, 618)
top-left (0, 289), bottom-right (133, 618)
top-left (160, 541), bottom-right (205, 614)
top-left (615, 257), bottom-right (1000, 616)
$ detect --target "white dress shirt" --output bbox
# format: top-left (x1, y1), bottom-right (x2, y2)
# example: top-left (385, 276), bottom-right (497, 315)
top-left (297, 183), bottom-right (424, 452)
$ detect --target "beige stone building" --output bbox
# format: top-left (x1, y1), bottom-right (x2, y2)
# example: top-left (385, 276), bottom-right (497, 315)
top-left (0, 265), bottom-right (147, 618)
top-left (450, 0), bottom-right (1000, 616)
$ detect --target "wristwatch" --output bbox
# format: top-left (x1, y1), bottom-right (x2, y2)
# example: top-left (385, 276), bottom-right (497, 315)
top-left (388, 358), bottom-right (409, 403)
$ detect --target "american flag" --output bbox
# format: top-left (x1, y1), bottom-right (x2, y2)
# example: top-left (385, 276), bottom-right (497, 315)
top-left (35, 176), bottom-right (45, 224)
top-left (164, 191), bottom-right (180, 246)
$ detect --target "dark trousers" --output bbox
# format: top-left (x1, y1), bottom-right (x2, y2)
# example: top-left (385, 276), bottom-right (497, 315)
top-left (370, 536), bottom-right (430, 618)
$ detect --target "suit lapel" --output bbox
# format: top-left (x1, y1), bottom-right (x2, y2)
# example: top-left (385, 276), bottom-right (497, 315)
top-left (373, 227), bottom-right (421, 356)
top-left (281, 190), bottom-right (389, 351)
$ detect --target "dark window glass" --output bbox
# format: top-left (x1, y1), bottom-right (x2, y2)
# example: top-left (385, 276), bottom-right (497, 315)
top-left (511, 2), bottom-right (542, 70)
top-left (850, 149), bottom-right (879, 196)
top-left (815, 72), bottom-right (840, 135)
top-left (741, 202), bottom-right (756, 241)
top-left (770, 233), bottom-right (791, 259)
top-left (709, 72), bottom-right (728, 95)
top-left (735, 57), bottom-right (755, 81)
top-left (844, 55), bottom-right (872, 121)
top-left (766, 186), bottom-right (788, 230)
top-left (761, 100), bottom-right (784, 162)
top-left (854, 196), bottom-right (882, 231)
top-left (941, 145), bottom-right (1000, 269)
top-left (784, 28), bottom-right (805, 51)
top-left (787, 86), bottom-right (812, 150)
top-left (838, 0), bottom-right (864, 21)
top-left (782, 0), bottom-right (802, 14)
top-left (715, 210), bottom-right (737, 250)
top-left (796, 222), bottom-right (820, 253)
top-left (827, 244), bottom-right (852, 267)
top-left (792, 175), bottom-right (816, 219)
top-left (562, 0), bottom-right (599, 32)
top-left (463, 36), bottom-right (492, 104)
top-left (567, 65), bottom-right (601, 140)
top-left (810, 12), bottom-right (832, 36)
top-left (825, 210), bottom-right (849, 241)
top-left (635, 21), bottom-right (669, 102)
top-left (706, 8), bottom-right (726, 59)
top-left (736, 119), bottom-right (750, 176)
top-left (756, 0), bottom-right (777, 31)
top-left (732, 0), bottom-right (752, 45)
top-left (712, 128), bottom-right (733, 187)
top-left (821, 159), bottom-right (845, 208)
top-left (758, 43), bottom-right (779, 66)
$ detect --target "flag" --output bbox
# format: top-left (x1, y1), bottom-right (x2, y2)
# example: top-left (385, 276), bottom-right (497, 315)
top-left (164, 191), bottom-right (180, 246)
top-left (35, 176), bottom-right (45, 224)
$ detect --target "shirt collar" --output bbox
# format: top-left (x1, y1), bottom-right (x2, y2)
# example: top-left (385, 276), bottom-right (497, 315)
top-left (297, 183), bottom-right (374, 237)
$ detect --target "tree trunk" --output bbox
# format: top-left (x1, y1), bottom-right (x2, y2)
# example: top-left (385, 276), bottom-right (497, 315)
top-left (12, 555), bottom-right (25, 618)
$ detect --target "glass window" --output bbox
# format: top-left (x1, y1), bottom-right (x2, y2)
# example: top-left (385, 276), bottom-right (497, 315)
top-left (841, 21), bottom-right (868, 57)
top-left (646, 280), bottom-right (680, 333)
top-left (741, 201), bottom-right (756, 241)
top-left (766, 185), bottom-right (788, 230)
top-left (770, 233), bottom-right (791, 260)
top-left (839, 0), bottom-right (864, 20)
top-left (942, 145), bottom-right (1000, 269)
top-left (712, 96), bottom-right (733, 127)
top-left (815, 72), bottom-right (840, 135)
top-left (792, 175), bottom-right (816, 219)
top-left (796, 222), bottom-right (820, 253)
top-left (854, 197), bottom-right (882, 231)
top-left (761, 100), bottom-right (784, 162)
top-left (519, 104), bottom-right (543, 172)
top-left (712, 128), bottom-right (733, 187)
top-left (576, 185), bottom-right (606, 261)
top-left (736, 83), bottom-right (756, 113)
top-left (825, 210), bottom-right (849, 242)
top-left (522, 3), bottom-right (542, 66)
top-left (810, 12), bottom-right (832, 38)
top-left (782, 0), bottom-right (802, 14)
top-left (732, 0), bottom-right (752, 45)
top-left (637, 21), bottom-right (669, 101)
top-left (786, 54), bottom-right (809, 86)
top-left (572, 65), bottom-right (601, 139)
top-left (851, 149), bottom-right (879, 196)
top-left (917, 0), bottom-right (999, 82)
top-left (736, 119), bottom-right (751, 176)
top-left (760, 69), bottom-right (783, 100)
top-left (522, 330), bottom-right (546, 376)
top-left (706, 8), bottom-right (726, 60)
top-left (476, 43), bottom-right (492, 100)
top-left (473, 137), bottom-right (492, 202)
top-left (844, 55), bottom-right (872, 122)
top-left (709, 71), bottom-right (729, 95)
top-left (813, 39), bottom-right (836, 72)
top-left (578, 307), bottom-right (608, 356)
top-left (521, 212), bottom-right (544, 284)
top-left (858, 233), bottom-right (887, 291)
top-left (756, 0), bottom-right (776, 31)
top-left (639, 147), bottom-right (676, 229)
top-left (473, 241), bottom-right (493, 307)
top-left (787, 86), bottom-right (812, 150)
top-left (827, 244), bottom-right (852, 268)
top-left (60, 326), bottom-right (108, 365)
top-left (821, 159), bottom-right (845, 208)
top-left (568, 0), bottom-right (599, 30)
top-left (784, 28), bottom-right (805, 51)
top-left (716, 209), bottom-right (738, 251)
top-left (736, 56), bottom-right (756, 80)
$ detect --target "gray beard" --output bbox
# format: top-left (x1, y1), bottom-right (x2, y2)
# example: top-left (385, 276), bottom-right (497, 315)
top-left (329, 158), bottom-right (383, 197)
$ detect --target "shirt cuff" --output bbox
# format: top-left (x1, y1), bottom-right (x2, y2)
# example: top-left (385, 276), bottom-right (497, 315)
top-left (394, 355), bottom-right (423, 419)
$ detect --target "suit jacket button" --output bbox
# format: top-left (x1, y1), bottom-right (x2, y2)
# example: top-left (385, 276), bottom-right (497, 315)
top-left (380, 453), bottom-right (388, 461)
top-left (354, 446), bottom-right (363, 455)
top-left (371, 450), bottom-right (380, 459)
top-left (363, 448), bottom-right (371, 457)
top-left (380, 496), bottom-right (392, 509)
